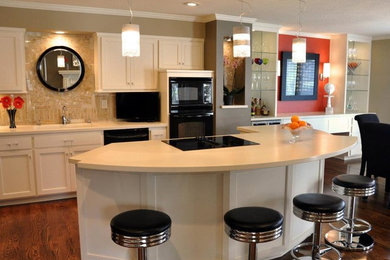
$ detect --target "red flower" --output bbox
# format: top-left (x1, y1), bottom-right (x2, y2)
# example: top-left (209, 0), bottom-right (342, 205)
top-left (1, 96), bottom-right (11, 109)
top-left (13, 96), bottom-right (24, 109)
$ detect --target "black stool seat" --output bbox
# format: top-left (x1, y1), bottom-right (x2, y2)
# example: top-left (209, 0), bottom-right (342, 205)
top-left (293, 193), bottom-right (345, 213)
top-left (224, 207), bottom-right (283, 232)
top-left (333, 174), bottom-right (375, 189)
top-left (111, 209), bottom-right (171, 237)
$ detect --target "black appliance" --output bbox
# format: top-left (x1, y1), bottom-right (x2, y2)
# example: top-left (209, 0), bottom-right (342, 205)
top-left (163, 135), bottom-right (259, 151)
top-left (169, 77), bottom-right (214, 138)
top-left (104, 128), bottom-right (149, 145)
top-left (116, 92), bottom-right (160, 122)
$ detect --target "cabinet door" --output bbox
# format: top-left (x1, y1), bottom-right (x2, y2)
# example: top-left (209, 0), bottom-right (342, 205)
top-left (0, 150), bottom-right (35, 200)
top-left (0, 28), bottom-right (26, 93)
top-left (34, 147), bottom-right (72, 195)
top-left (158, 39), bottom-right (181, 69)
top-left (69, 145), bottom-right (102, 191)
top-left (100, 36), bottom-right (130, 91)
top-left (181, 40), bottom-right (204, 69)
top-left (130, 38), bottom-right (158, 90)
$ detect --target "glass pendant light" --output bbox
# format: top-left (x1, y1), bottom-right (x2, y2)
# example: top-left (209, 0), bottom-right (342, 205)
top-left (233, 0), bottom-right (250, 58)
top-left (122, 0), bottom-right (140, 57)
top-left (292, 0), bottom-right (306, 63)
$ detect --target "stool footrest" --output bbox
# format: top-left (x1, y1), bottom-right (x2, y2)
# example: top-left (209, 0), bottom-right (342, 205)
top-left (329, 217), bottom-right (371, 235)
top-left (291, 242), bottom-right (341, 260)
top-left (325, 230), bottom-right (374, 252)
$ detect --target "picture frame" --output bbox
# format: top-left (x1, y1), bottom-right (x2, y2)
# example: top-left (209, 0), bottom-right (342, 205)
top-left (280, 51), bottom-right (319, 101)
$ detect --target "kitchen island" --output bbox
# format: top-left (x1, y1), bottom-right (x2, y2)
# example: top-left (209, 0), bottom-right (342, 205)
top-left (70, 125), bottom-right (356, 260)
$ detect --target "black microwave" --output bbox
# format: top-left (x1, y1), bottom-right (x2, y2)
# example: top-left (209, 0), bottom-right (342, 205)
top-left (169, 77), bottom-right (213, 113)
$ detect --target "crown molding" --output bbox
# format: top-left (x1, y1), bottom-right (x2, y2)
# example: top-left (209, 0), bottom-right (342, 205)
top-left (252, 22), bottom-right (282, 33)
top-left (0, 0), bottom-right (201, 22)
top-left (279, 30), bottom-right (332, 39)
top-left (347, 34), bottom-right (372, 42)
top-left (372, 35), bottom-right (390, 40)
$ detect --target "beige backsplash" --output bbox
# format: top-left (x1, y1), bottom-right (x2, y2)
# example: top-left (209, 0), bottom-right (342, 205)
top-left (0, 32), bottom-right (116, 126)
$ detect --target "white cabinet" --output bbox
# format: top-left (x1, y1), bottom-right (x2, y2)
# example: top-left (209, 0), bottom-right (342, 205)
top-left (34, 131), bottom-right (103, 195)
top-left (94, 33), bottom-right (158, 92)
top-left (158, 38), bottom-right (204, 70)
top-left (0, 135), bottom-right (35, 200)
top-left (0, 27), bottom-right (26, 93)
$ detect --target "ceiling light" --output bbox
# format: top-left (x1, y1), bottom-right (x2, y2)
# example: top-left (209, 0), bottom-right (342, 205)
top-left (184, 2), bottom-right (198, 7)
top-left (55, 31), bottom-right (65, 34)
top-left (122, 0), bottom-right (140, 57)
top-left (292, 0), bottom-right (306, 63)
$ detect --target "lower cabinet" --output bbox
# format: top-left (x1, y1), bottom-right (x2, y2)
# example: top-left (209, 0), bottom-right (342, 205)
top-left (0, 149), bottom-right (35, 200)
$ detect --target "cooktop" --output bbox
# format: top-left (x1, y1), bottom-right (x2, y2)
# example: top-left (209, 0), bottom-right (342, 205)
top-left (163, 135), bottom-right (259, 151)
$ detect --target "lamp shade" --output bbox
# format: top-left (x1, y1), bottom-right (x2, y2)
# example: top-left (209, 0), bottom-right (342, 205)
top-left (57, 55), bottom-right (65, 68)
top-left (122, 24), bottom-right (140, 57)
top-left (323, 63), bottom-right (330, 78)
top-left (233, 25), bottom-right (250, 58)
top-left (292, 37), bottom-right (306, 63)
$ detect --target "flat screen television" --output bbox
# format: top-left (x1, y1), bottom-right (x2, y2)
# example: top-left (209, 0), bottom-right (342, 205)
top-left (116, 92), bottom-right (160, 122)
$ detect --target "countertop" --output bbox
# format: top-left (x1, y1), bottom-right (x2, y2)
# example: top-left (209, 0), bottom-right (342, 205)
top-left (251, 112), bottom-right (360, 121)
top-left (0, 121), bottom-right (167, 136)
top-left (70, 125), bottom-right (357, 173)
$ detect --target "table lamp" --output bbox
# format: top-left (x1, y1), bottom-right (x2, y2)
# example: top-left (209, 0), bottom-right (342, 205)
top-left (324, 83), bottom-right (335, 114)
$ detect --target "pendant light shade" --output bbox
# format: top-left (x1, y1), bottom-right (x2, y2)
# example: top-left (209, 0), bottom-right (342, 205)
top-left (233, 25), bottom-right (250, 58)
top-left (292, 37), bottom-right (306, 63)
top-left (122, 23), bottom-right (140, 57)
top-left (57, 54), bottom-right (65, 68)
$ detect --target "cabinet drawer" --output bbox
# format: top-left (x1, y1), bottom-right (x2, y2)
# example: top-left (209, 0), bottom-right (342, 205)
top-left (34, 131), bottom-right (103, 148)
top-left (328, 117), bottom-right (351, 133)
top-left (0, 135), bottom-right (32, 151)
top-left (149, 127), bottom-right (166, 140)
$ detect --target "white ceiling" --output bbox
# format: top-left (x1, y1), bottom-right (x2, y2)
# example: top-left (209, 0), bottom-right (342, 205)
top-left (7, 0), bottom-right (390, 37)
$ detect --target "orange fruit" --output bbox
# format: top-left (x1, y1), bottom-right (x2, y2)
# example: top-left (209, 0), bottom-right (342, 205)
top-left (289, 122), bottom-right (300, 130)
top-left (291, 115), bottom-right (300, 123)
top-left (298, 121), bottom-right (307, 127)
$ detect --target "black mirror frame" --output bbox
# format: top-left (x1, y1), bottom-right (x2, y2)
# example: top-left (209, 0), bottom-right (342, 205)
top-left (36, 46), bottom-right (85, 92)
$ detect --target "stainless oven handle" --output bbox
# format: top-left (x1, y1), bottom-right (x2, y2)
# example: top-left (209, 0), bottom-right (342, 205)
top-left (171, 114), bottom-right (213, 118)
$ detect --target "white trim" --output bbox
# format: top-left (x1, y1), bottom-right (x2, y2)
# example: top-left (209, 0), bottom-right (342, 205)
top-left (0, 26), bottom-right (25, 32)
top-left (252, 22), bottom-right (282, 33)
top-left (372, 35), bottom-right (390, 41)
top-left (200, 13), bottom-right (257, 24)
top-left (279, 30), bottom-right (332, 39)
top-left (220, 105), bottom-right (249, 109)
top-left (347, 34), bottom-right (372, 43)
top-left (0, 0), bottom-right (202, 22)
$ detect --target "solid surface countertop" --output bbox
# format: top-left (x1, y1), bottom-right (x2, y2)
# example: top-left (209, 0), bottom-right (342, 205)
top-left (0, 121), bottom-right (167, 135)
top-left (70, 125), bottom-right (357, 173)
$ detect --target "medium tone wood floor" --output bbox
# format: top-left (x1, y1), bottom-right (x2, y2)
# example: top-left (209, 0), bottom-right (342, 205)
top-left (0, 158), bottom-right (389, 260)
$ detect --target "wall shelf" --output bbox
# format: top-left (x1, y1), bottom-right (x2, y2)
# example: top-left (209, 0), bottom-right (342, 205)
top-left (220, 105), bottom-right (249, 109)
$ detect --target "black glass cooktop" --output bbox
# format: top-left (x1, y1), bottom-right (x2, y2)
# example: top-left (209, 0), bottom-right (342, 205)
top-left (163, 135), bottom-right (259, 151)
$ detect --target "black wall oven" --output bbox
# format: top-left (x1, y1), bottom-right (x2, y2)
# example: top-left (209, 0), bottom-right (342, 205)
top-left (169, 77), bottom-right (214, 138)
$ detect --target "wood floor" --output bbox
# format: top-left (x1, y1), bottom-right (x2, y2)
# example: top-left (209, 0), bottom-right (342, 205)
top-left (0, 158), bottom-right (389, 260)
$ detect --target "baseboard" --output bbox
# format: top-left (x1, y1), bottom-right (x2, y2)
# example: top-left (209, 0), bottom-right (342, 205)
top-left (0, 192), bottom-right (76, 207)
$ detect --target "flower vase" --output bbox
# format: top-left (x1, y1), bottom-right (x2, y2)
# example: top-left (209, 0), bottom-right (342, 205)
top-left (7, 109), bottom-right (16, 128)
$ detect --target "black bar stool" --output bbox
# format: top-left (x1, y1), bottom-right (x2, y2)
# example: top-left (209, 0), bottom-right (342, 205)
top-left (291, 193), bottom-right (345, 260)
top-left (110, 209), bottom-right (171, 260)
top-left (325, 174), bottom-right (375, 251)
top-left (224, 206), bottom-right (283, 260)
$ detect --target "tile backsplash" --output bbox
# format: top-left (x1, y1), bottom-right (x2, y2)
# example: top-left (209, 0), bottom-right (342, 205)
top-left (0, 32), bottom-right (116, 126)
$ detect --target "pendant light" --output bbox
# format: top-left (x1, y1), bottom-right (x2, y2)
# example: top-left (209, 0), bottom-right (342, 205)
top-left (233, 0), bottom-right (250, 58)
top-left (292, 0), bottom-right (306, 63)
top-left (57, 51), bottom-right (65, 68)
top-left (122, 0), bottom-right (140, 57)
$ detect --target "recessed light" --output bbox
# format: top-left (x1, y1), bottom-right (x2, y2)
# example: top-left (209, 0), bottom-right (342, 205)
top-left (55, 31), bottom-right (65, 34)
top-left (184, 2), bottom-right (199, 7)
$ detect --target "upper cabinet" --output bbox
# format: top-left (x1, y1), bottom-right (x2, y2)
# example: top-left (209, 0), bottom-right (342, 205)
top-left (0, 27), bottom-right (26, 93)
top-left (330, 34), bottom-right (371, 114)
top-left (158, 38), bottom-right (204, 70)
top-left (94, 33), bottom-right (158, 92)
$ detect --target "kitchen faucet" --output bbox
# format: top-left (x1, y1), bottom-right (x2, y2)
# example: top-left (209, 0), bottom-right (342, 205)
top-left (61, 106), bottom-right (70, 124)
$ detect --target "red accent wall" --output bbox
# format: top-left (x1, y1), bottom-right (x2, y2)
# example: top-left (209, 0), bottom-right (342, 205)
top-left (278, 34), bottom-right (330, 113)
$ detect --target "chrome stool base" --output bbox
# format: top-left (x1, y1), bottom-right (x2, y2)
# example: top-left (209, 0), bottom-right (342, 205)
top-left (325, 230), bottom-right (374, 252)
top-left (328, 217), bottom-right (371, 235)
top-left (291, 242), bottom-right (341, 260)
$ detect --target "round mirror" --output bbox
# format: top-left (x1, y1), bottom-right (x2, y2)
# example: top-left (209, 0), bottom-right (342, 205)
top-left (36, 46), bottom-right (85, 92)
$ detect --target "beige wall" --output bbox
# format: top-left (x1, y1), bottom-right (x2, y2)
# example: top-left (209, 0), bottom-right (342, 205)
top-left (0, 32), bottom-right (115, 126)
top-left (369, 39), bottom-right (390, 123)
top-left (0, 7), bottom-right (205, 38)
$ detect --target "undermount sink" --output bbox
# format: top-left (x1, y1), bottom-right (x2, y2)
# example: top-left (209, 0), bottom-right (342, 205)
top-left (32, 123), bottom-right (93, 129)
